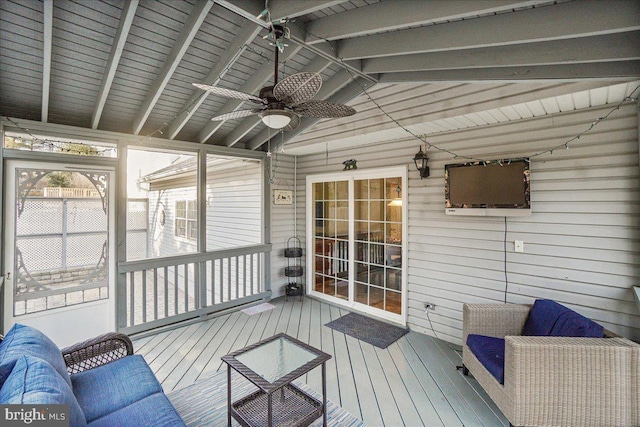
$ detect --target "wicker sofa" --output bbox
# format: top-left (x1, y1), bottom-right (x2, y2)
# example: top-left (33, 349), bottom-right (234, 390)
top-left (0, 324), bottom-right (186, 427)
top-left (461, 301), bottom-right (639, 427)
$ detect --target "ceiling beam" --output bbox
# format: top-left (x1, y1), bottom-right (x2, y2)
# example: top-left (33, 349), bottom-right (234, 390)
top-left (166, 23), bottom-right (262, 140)
top-left (197, 45), bottom-right (303, 143)
top-left (92, 0), bottom-right (138, 129)
top-left (286, 25), bottom-right (374, 83)
top-left (377, 61), bottom-right (640, 83)
top-left (337, 0), bottom-right (640, 60)
top-left (268, 0), bottom-right (348, 19)
top-left (304, 0), bottom-right (549, 43)
top-left (220, 56), bottom-right (333, 147)
top-left (247, 69), bottom-right (372, 150)
top-left (215, 0), bottom-right (376, 83)
top-left (41, 0), bottom-right (53, 123)
top-left (363, 32), bottom-right (640, 73)
top-left (132, 0), bottom-right (214, 135)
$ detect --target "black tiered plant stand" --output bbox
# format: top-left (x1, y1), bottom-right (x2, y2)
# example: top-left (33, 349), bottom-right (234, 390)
top-left (284, 237), bottom-right (303, 300)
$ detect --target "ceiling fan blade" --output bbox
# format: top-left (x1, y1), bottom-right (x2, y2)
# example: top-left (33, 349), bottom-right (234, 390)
top-left (210, 109), bottom-right (262, 122)
top-left (283, 113), bottom-right (300, 131)
top-left (193, 83), bottom-right (265, 105)
top-left (293, 101), bottom-right (356, 118)
top-left (273, 72), bottom-right (322, 105)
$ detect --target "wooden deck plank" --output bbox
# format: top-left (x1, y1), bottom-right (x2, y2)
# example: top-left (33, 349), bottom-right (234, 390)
top-left (132, 328), bottom-right (172, 354)
top-left (257, 299), bottom-right (285, 339)
top-left (285, 297), bottom-right (303, 337)
top-left (176, 311), bottom-right (243, 386)
top-left (386, 342), bottom-right (445, 426)
top-left (395, 335), bottom-right (463, 426)
top-left (142, 326), bottom-right (195, 366)
top-left (431, 335), bottom-right (508, 425)
top-left (407, 333), bottom-right (484, 426)
top-left (358, 340), bottom-right (404, 426)
top-left (199, 311), bottom-right (251, 378)
top-left (421, 334), bottom-right (506, 427)
top-left (211, 308), bottom-right (264, 373)
top-left (343, 334), bottom-right (384, 426)
top-left (130, 334), bottom-right (154, 351)
top-left (161, 317), bottom-right (226, 392)
top-left (152, 321), bottom-right (214, 383)
top-left (295, 297), bottom-right (313, 383)
top-left (273, 296), bottom-right (295, 335)
top-left (306, 298), bottom-right (323, 390)
top-left (320, 302), bottom-right (340, 405)
top-left (327, 305), bottom-right (361, 419)
top-left (375, 344), bottom-right (425, 426)
top-left (133, 297), bottom-right (508, 427)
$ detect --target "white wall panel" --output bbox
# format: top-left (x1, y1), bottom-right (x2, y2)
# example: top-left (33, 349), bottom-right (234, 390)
top-left (288, 102), bottom-right (640, 344)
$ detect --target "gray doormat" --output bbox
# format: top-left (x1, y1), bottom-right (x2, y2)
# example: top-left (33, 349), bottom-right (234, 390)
top-left (325, 312), bottom-right (408, 349)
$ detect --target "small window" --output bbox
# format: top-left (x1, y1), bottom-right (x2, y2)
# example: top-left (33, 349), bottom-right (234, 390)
top-left (175, 200), bottom-right (197, 240)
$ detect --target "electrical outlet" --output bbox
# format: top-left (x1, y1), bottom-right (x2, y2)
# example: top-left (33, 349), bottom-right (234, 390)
top-left (424, 302), bottom-right (436, 310)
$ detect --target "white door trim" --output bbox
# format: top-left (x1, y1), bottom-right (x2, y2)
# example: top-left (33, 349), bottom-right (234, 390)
top-left (306, 165), bottom-right (408, 325)
top-left (3, 160), bottom-right (116, 346)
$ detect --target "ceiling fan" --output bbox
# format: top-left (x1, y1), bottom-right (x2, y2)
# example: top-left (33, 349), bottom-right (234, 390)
top-left (193, 25), bottom-right (356, 131)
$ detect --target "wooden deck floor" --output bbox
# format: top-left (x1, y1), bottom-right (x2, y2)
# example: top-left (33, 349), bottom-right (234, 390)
top-left (133, 296), bottom-right (508, 427)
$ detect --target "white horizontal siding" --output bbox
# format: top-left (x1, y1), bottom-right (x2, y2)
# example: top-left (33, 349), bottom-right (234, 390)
top-left (206, 164), bottom-right (262, 250)
top-left (288, 102), bottom-right (640, 344)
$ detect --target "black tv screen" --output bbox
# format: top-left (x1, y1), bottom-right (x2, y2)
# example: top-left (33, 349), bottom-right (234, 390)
top-left (445, 159), bottom-right (531, 217)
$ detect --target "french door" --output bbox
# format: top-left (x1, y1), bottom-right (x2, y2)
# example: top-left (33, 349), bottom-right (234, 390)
top-left (307, 167), bottom-right (407, 324)
top-left (3, 160), bottom-right (115, 347)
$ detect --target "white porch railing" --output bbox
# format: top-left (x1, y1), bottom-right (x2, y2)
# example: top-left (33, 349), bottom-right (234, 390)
top-left (117, 244), bottom-right (271, 334)
top-left (43, 187), bottom-right (101, 198)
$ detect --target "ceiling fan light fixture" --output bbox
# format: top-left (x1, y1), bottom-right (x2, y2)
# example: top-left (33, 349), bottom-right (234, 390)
top-left (261, 110), bottom-right (293, 129)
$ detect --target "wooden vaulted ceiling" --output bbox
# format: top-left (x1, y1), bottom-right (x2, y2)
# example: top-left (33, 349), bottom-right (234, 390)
top-left (1, 0), bottom-right (639, 153)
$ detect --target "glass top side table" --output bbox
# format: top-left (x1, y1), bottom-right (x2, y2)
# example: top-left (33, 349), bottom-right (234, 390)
top-left (221, 333), bottom-right (332, 427)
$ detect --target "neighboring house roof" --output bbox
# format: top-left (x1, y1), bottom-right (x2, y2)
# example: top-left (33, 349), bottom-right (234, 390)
top-left (139, 156), bottom-right (259, 190)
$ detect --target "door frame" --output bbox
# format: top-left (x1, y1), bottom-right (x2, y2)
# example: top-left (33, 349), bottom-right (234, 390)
top-left (306, 166), bottom-right (408, 325)
top-left (3, 159), bottom-right (116, 346)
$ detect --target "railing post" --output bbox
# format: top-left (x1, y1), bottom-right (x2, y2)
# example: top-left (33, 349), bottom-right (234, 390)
top-left (61, 198), bottom-right (67, 269)
top-left (199, 260), bottom-right (207, 308)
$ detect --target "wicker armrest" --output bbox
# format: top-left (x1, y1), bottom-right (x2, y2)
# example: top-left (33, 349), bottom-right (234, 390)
top-left (462, 303), bottom-right (531, 344)
top-left (61, 332), bottom-right (134, 375)
top-left (504, 336), bottom-right (640, 426)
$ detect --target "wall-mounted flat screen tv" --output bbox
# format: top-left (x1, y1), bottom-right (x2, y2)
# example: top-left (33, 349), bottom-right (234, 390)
top-left (445, 159), bottom-right (531, 217)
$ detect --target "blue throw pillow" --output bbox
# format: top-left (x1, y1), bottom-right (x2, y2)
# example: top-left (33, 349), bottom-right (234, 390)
top-left (550, 311), bottom-right (604, 337)
top-left (522, 299), bottom-right (569, 336)
top-left (0, 355), bottom-right (87, 427)
top-left (0, 324), bottom-right (72, 389)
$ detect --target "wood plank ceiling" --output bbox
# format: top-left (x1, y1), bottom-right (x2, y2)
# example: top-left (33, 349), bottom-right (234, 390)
top-left (1, 0), bottom-right (638, 154)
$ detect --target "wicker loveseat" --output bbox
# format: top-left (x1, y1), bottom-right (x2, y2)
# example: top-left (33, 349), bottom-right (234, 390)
top-left (461, 300), bottom-right (639, 427)
top-left (0, 324), bottom-right (186, 427)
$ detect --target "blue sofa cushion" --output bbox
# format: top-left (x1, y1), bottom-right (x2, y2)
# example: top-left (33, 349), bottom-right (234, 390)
top-left (87, 393), bottom-right (186, 427)
top-left (466, 334), bottom-right (505, 384)
top-left (550, 310), bottom-right (604, 337)
top-left (522, 299), bottom-right (567, 336)
top-left (0, 324), bottom-right (72, 389)
top-left (0, 355), bottom-right (87, 427)
top-left (71, 354), bottom-right (163, 423)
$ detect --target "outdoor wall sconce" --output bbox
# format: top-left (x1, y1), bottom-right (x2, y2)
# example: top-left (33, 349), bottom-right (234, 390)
top-left (413, 147), bottom-right (430, 179)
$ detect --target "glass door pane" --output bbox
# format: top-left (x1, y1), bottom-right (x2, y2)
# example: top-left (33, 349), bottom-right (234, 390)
top-left (13, 169), bottom-right (110, 316)
top-left (313, 180), bottom-right (349, 300)
top-left (354, 177), bottom-right (403, 314)
top-left (310, 173), bottom-right (404, 318)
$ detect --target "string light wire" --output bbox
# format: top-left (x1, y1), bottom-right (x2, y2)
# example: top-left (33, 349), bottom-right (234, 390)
top-left (291, 20), bottom-right (640, 164)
